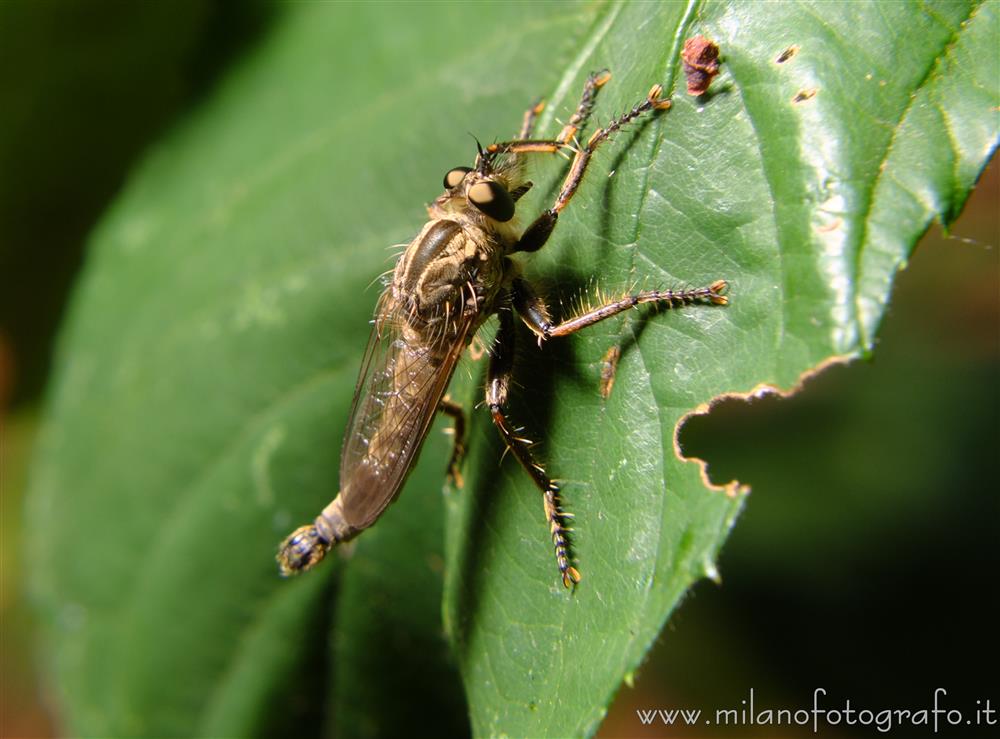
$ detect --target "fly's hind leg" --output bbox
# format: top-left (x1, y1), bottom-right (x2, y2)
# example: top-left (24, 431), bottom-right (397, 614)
top-left (487, 307), bottom-right (580, 589)
top-left (439, 397), bottom-right (466, 488)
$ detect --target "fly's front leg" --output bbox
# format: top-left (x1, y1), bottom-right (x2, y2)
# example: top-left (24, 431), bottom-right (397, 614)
top-left (439, 397), bottom-right (466, 488)
top-left (512, 84), bottom-right (673, 255)
top-left (555, 68), bottom-right (611, 145)
top-left (518, 99), bottom-right (546, 140)
top-left (515, 69), bottom-right (611, 142)
top-left (494, 69), bottom-right (613, 157)
top-left (478, 70), bottom-right (619, 255)
top-left (487, 307), bottom-right (580, 589)
top-left (553, 84), bottom-right (671, 214)
top-left (514, 277), bottom-right (728, 341)
top-left (477, 69), bottom-right (616, 224)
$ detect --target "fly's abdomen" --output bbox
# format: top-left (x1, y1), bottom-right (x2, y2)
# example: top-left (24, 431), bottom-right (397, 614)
top-left (278, 306), bottom-right (472, 578)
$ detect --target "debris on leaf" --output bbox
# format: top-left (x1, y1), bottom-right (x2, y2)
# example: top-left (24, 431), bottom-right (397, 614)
top-left (793, 88), bottom-right (818, 103)
top-left (682, 36), bottom-right (721, 96)
top-left (776, 44), bottom-right (799, 64)
top-left (599, 344), bottom-right (621, 399)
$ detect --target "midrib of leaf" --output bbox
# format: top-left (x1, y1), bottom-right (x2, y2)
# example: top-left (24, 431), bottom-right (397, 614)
top-left (539, 5), bottom-right (693, 731)
top-left (445, 10), bottom-right (631, 732)
top-left (723, 58), bottom-right (792, 364)
top-left (534, 1), bottom-right (623, 134)
top-left (603, 0), bottom-right (705, 697)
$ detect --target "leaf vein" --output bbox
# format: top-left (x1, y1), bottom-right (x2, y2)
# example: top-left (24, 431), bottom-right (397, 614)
top-left (851, 0), bottom-right (982, 347)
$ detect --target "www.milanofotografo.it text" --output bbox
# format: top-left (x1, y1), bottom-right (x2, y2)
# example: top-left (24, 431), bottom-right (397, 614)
top-left (636, 688), bottom-right (996, 733)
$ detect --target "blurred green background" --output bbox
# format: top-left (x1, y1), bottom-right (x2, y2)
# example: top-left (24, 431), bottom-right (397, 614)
top-left (1, 2), bottom-right (996, 737)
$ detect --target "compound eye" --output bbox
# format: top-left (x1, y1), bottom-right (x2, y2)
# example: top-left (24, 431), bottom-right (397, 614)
top-left (468, 180), bottom-right (515, 222)
top-left (443, 166), bottom-right (472, 189)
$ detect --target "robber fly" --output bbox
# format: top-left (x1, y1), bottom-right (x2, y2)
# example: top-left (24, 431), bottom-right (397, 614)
top-left (277, 70), bottom-right (728, 588)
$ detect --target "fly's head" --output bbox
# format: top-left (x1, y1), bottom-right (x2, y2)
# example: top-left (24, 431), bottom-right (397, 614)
top-left (429, 147), bottom-right (532, 239)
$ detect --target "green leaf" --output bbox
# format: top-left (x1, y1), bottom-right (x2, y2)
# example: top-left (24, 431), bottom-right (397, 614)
top-left (27, 1), bottom-right (997, 737)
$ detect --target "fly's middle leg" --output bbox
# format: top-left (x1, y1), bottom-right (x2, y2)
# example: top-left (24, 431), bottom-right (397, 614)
top-left (513, 276), bottom-right (728, 342)
top-left (487, 308), bottom-right (580, 589)
top-left (439, 396), bottom-right (466, 488)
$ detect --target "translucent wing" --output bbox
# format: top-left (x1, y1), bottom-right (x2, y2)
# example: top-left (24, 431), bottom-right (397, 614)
top-left (337, 291), bottom-right (474, 530)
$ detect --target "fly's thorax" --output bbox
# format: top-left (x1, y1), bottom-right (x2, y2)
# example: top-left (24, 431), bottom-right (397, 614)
top-left (393, 218), bottom-right (509, 327)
